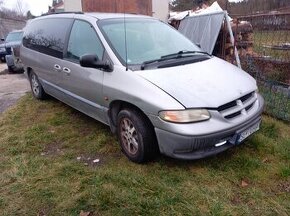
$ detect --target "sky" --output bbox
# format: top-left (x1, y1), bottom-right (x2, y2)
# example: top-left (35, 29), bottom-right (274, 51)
top-left (2, 0), bottom-right (52, 16)
top-left (1, 0), bottom-right (243, 16)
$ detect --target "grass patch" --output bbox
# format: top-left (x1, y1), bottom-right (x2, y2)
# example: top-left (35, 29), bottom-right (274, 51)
top-left (258, 85), bottom-right (290, 122)
top-left (0, 94), bottom-right (289, 215)
top-left (253, 30), bottom-right (290, 62)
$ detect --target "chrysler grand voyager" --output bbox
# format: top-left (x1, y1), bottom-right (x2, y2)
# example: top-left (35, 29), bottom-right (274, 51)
top-left (21, 13), bottom-right (264, 163)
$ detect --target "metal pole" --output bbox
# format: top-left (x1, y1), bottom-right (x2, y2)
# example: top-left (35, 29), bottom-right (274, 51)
top-left (225, 11), bottom-right (241, 69)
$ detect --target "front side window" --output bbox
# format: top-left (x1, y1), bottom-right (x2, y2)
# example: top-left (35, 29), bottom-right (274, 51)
top-left (67, 20), bottom-right (104, 62)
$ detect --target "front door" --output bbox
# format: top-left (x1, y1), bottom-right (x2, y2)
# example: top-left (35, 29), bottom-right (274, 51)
top-left (60, 19), bottom-right (107, 123)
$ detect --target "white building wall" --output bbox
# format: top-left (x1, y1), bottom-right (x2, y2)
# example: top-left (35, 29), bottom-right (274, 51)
top-left (152, 0), bottom-right (169, 22)
top-left (64, 0), bottom-right (82, 12)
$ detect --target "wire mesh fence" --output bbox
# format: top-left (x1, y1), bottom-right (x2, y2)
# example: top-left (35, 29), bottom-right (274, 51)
top-left (235, 12), bottom-right (290, 122)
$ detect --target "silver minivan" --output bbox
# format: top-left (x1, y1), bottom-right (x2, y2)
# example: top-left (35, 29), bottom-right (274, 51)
top-left (21, 12), bottom-right (264, 163)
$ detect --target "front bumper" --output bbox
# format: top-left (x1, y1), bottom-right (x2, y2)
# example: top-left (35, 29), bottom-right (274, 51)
top-left (154, 95), bottom-right (264, 160)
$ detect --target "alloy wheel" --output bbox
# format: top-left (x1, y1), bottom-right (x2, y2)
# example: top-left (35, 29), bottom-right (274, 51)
top-left (31, 74), bottom-right (40, 96)
top-left (120, 117), bottom-right (139, 155)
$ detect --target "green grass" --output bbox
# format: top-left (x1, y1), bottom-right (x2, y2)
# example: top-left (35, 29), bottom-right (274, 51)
top-left (253, 30), bottom-right (290, 62)
top-left (259, 85), bottom-right (290, 122)
top-left (0, 94), bottom-right (289, 215)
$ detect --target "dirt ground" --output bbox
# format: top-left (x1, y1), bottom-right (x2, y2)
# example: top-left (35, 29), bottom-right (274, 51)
top-left (0, 63), bottom-right (30, 113)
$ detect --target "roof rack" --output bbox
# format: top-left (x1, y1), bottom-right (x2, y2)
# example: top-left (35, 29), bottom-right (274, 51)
top-left (41, 11), bottom-right (84, 16)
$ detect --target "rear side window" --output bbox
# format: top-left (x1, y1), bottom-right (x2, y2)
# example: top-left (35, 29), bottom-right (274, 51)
top-left (23, 18), bottom-right (72, 58)
top-left (66, 20), bottom-right (104, 62)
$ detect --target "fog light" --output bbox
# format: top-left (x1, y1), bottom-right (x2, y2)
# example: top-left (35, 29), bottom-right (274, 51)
top-left (215, 141), bottom-right (227, 147)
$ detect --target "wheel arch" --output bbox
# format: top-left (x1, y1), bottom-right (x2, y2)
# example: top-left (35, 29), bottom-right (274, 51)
top-left (26, 67), bottom-right (33, 77)
top-left (108, 100), bottom-right (155, 134)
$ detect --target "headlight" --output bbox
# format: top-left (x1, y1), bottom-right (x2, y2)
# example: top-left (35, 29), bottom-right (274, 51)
top-left (159, 109), bottom-right (211, 123)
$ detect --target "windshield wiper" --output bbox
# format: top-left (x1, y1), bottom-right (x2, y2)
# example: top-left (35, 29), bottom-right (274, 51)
top-left (161, 50), bottom-right (210, 59)
top-left (140, 50), bottom-right (211, 70)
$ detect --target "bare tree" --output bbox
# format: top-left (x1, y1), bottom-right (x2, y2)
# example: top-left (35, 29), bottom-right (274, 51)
top-left (0, 0), bottom-right (26, 21)
top-left (14, 0), bottom-right (28, 15)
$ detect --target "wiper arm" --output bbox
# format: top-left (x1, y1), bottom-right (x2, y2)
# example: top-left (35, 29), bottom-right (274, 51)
top-left (140, 50), bottom-right (211, 70)
top-left (140, 58), bottom-right (169, 70)
top-left (161, 50), bottom-right (210, 59)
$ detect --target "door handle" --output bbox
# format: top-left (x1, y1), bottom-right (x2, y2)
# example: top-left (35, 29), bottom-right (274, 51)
top-left (63, 67), bottom-right (71, 75)
top-left (54, 64), bottom-right (61, 72)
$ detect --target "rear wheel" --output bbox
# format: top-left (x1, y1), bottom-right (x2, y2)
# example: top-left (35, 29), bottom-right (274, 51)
top-left (8, 66), bottom-right (13, 73)
top-left (29, 71), bottom-right (47, 100)
top-left (117, 108), bottom-right (158, 163)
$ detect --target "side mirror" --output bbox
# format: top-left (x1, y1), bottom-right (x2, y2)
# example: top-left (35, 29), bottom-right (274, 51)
top-left (1, 38), bottom-right (5, 42)
top-left (80, 54), bottom-right (113, 72)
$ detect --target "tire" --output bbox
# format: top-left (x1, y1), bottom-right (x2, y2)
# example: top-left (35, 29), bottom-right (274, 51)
top-left (8, 66), bottom-right (13, 73)
top-left (29, 71), bottom-right (47, 100)
top-left (117, 108), bottom-right (159, 163)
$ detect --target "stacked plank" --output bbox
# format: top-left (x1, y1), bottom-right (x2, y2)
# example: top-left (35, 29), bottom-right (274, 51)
top-left (214, 20), bottom-right (254, 63)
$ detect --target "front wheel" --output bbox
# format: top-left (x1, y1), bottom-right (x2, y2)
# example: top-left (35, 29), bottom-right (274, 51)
top-left (29, 71), bottom-right (47, 100)
top-left (117, 108), bottom-right (158, 163)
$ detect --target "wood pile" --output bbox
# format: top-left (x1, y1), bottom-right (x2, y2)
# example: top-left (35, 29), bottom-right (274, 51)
top-left (169, 18), bottom-right (255, 66)
top-left (213, 20), bottom-right (254, 63)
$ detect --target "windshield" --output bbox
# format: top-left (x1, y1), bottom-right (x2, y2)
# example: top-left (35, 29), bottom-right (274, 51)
top-left (98, 18), bottom-right (201, 66)
top-left (6, 32), bottom-right (23, 42)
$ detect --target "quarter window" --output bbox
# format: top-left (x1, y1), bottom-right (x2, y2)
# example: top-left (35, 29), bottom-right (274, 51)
top-left (23, 18), bottom-right (72, 58)
top-left (67, 20), bottom-right (104, 62)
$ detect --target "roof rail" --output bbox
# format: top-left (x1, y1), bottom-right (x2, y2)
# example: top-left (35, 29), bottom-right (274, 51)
top-left (41, 11), bottom-right (84, 16)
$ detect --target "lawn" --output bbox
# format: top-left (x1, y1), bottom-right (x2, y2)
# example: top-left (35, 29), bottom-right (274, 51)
top-left (0, 94), bottom-right (289, 215)
top-left (253, 30), bottom-right (290, 62)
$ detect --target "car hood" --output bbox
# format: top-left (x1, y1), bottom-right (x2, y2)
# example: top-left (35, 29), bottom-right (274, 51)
top-left (136, 57), bottom-right (257, 108)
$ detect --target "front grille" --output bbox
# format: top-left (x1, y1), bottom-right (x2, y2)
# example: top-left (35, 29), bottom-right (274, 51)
top-left (245, 103), bottom-right (254, 111)
top-left (217, 100), bottom-right (237, 112)
top-left (225, 111), bottom-right (242, 119)
top-left (240, 92), bottom-right (253, 102)
top-left (218, 92), bottom-right (257, 120)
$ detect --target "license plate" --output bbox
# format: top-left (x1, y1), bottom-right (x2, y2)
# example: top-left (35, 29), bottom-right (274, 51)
top-left (237, 121), bottom-right (260, 144)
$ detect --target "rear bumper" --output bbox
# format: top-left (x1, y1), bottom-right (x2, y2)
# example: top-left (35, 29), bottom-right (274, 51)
top-left (5, 54), bottom-right (23, 70)
top-left (5, 55), bottom-right (14, 66)
top-left (155, 95), bottom-right (264, 160)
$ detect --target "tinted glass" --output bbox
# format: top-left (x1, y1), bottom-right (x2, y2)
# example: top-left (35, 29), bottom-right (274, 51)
top-left (23, 18), bottom-right (72, 58)
top-left (67, 20), bottom-right (104, 62)
top-left (6, 32), bottom-right (23, 42)
top-left (98, 18), bottom-right (200, 65)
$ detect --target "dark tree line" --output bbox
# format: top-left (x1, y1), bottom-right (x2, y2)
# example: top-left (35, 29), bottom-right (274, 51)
top-left (170, 0), bottom-right (214, 11)
top-left (170, 0), bottom-right (290, 15)
top-left (228, 0), bottom-right (290, 16)
top-left (0, 1), bottom-right (35, 20)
